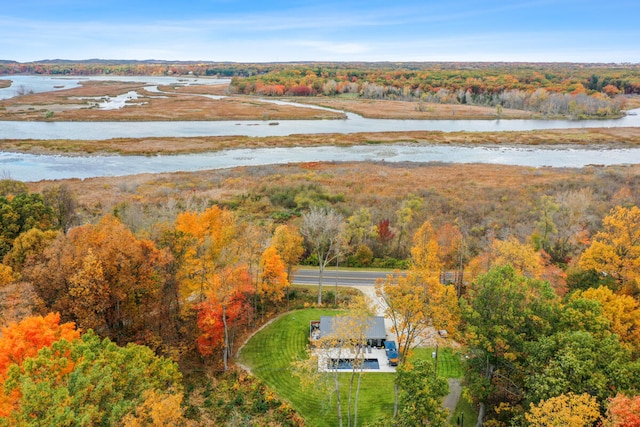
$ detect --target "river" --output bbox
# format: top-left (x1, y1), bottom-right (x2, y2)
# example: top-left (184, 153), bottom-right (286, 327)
top-left (2, 144), bottom-right (639, 182)
top-left (0, 75), bottom-right (639, 181)
top-left (2, 75), bottom-right (640, 139)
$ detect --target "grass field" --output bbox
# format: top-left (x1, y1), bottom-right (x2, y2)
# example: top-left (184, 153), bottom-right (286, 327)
top-left (450, 393), bottom-right (478, 427)
top-left (238, 308), bottom-right (465, 427)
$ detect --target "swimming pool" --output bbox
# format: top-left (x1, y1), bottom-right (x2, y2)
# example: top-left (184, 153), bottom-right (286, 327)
top-left (329, 358), bottom-right (380, 370)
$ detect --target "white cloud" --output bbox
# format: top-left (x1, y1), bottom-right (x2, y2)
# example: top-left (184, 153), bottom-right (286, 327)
top-left (1, 10), bottom-right (639, 63)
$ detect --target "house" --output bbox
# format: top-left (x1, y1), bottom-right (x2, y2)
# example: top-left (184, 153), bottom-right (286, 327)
top-left (310, 316), bottom-right (387, 348)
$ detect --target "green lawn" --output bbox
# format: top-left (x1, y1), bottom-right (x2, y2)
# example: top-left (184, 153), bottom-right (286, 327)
top-left (412, 347), bottom-right (464, 379)
top-left (449, 393), bottom-right (478, 427)
top-left (238, 308), bottom-right (464, 427)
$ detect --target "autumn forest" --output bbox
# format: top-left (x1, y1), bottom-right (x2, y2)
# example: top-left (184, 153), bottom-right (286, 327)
top-left (0, 61), bottom-right (640, 426)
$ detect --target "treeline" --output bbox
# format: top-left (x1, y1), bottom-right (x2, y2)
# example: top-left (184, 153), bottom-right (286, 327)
top-left (230, 63), bottom-right (640, 96)
top-left (229, 64), bottom-right (640, 118)
top-left (3, 60), bottom-right (638, 117)
top-left (0, 61), bottom-right (271, 78)
top-left (3, 60), bottom-right (640, 95)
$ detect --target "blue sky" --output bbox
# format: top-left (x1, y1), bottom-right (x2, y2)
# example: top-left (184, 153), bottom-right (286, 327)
top-left (2, 0), bottom-right (639, 63)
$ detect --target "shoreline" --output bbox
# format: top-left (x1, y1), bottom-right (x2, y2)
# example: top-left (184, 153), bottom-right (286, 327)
top-left (2, 127), bottom-right (640, 156)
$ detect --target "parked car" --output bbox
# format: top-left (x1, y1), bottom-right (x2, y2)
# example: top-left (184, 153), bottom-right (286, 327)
top-left (384, 341), bottom-right (399, 366)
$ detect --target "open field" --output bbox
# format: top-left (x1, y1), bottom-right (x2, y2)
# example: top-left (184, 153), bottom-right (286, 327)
top-left (625, 96), bottom-right (640, 110)
top-left (289, 97), bottom-right (535, 119)
top-left (238, 308), bottom-right (463, 427)
top-left (0, 80), bottom-right (345, 121)
top-left (24, 161), bottom-right (640, 240)
top-left (3, 126), bottom-right (640, 156)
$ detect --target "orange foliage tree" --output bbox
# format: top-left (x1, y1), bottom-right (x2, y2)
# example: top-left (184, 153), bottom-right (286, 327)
top-left (604, 394), bottom-right (640, 427)
top-left (0, 313), bottom-right (80, 417)
top-left (23, 215), bottom-right (170, 345)
top-left (196, 266), bottom-right (254, 370)
top-left (437, 222), bottom-right (464, 271)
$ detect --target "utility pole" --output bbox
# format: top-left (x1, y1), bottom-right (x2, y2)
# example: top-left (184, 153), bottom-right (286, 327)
top-left (335, 253), bottom-right (339, 306)
top-left (433, 343), bottom-right (439, 379)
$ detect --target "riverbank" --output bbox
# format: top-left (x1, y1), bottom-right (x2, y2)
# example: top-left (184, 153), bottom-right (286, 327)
top-left (3, 127), bottom-right (640, 156)
top-left (0, 80), bottom-right (345, 121)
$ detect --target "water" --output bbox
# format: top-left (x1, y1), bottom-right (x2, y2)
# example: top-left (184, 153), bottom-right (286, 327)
top-left (0, 75), bottom-right (81, 99)
top-left (2, 110), bottom-right (640, 140)
top-left (1, 76), bottom-right (639, 181)
top-left (1, 76), bottom-right (639, 140)
top-left (0, 75), bottom-right (229, 100)
top-left (2, 144), bottom-right (639, 182)
top-left (329, 359), bottom-right (380, 370)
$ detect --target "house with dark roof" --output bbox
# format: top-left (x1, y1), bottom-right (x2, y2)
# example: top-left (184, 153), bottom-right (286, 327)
top-left (310, 316), bottom-right (387, 348)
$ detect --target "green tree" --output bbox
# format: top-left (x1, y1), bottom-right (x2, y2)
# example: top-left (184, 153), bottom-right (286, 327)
top-left (0, 180), bottom-right (27, 197)
top-left (395, 359), bottom-right (449, 426)
top-left (461, 265), bottom-right (559, 403)
top-left (531, 195), bottom-right (559, 255)
top-left (394, 195), bottom-right (423, 258)
top-left (0, 193), bottom-right (55, 258)
top-left (524, 330), bottom-right (640, 404)
top-left (2, 228), bottom-right (58, 277)
top-left (345, 207), bottom-right (375, 249)
top-left (1, 331), bottom-right (183, 427)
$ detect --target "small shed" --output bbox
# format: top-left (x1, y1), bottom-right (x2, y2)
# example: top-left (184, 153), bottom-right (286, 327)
top-left (314, 316), bottom-right (387, 348)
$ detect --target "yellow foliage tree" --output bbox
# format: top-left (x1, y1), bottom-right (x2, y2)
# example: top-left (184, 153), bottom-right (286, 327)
top-left (572, 286), bottom-right (640, 353)
top-left (68, 249), bottom-right (110, 332)
top-left (375, 272), bottom-right (431, 363)
top-left (271, 224), bottom-right (304, 282)
top-left (121, 388), bottom-right (193, 427)
top-left (525, 392), bottom-right (601, 427)
top-left (410, 221), bottom-right (443, 277)
top-left (0, 265), bottom-right (12, 287)
top-left (492, 237), bottom-right (544, 279)
top-left (2, 228), bottom-right (58, 277)
top-left (409, 221), bottom-right (460, 337)
top-left (467, 236), bottom-right (545, 282)
top-left (258, 245), bottom-right (288, 307)
top-left (579, 206), bottom-right (640, 295)
top-left (174, 206), bottom-right (238, 302)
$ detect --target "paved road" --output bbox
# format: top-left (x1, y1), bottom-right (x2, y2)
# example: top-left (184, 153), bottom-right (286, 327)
top-left (292, 268), bottom-right (404, 287)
